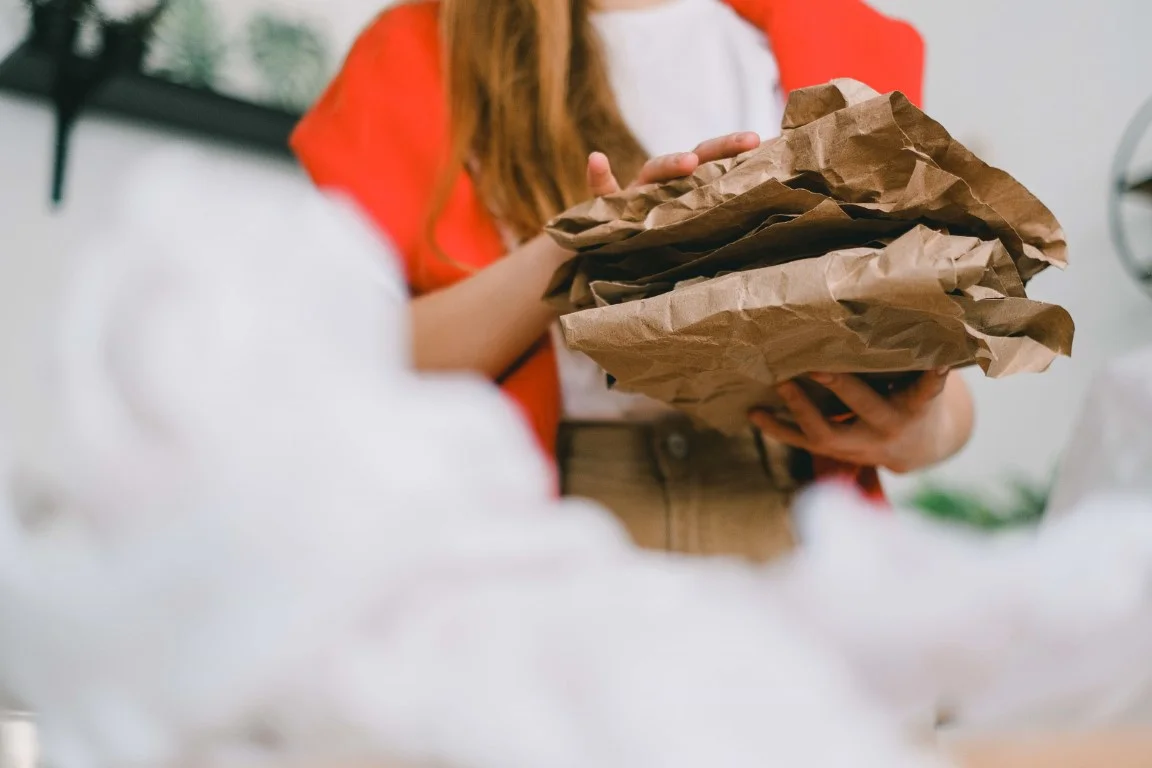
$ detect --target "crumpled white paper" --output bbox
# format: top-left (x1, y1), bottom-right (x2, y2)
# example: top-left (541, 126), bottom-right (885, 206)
top-left (0, 148), bottom-right (1150, 768)
top-left (0, 150), bottom-right (933, 768)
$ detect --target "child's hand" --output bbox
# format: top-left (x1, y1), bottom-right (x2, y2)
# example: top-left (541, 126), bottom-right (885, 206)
top-left (585, 131), bottom-right (760, 196)
top-left (751, 369), bottom-right (973, 474)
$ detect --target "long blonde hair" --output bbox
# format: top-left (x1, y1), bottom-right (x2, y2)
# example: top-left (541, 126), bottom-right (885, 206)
top-left (430, 0), bottom-right (647, 246)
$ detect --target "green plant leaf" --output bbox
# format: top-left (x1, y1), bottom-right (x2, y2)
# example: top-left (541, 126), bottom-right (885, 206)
top-left (245, 12), bottom-right (329, 112)
top-left (907, 475), bottom-right (1051, 532)
top-left (145, 0), bottom-right (226, 89)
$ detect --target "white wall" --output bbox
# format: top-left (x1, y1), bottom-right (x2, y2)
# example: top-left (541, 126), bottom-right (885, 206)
top-left (0, 94), bottom-right (308, 469)
top-left (870, 0), bottom-right (1152, 497)
top-left (3, 1), bottom-right (1152, 493)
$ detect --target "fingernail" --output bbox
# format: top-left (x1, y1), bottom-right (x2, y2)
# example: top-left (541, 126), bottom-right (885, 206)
top-left (934, 366), bottom-right (950, 376)
top-left (739, 131), bottom-right (759, 144)
top-left (810, 373), bottom-right (835, 385)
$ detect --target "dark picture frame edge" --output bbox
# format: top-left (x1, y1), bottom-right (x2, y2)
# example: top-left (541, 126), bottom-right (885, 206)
top-left (0, 39), bottom-right (300, 156)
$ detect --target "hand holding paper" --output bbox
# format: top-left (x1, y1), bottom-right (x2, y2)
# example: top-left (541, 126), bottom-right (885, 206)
top-left (546, 79), bottom-right (1074, 435)
top-left (752, 370), bottom-right (973, 474)
top-left (585, 131), bottom-right (762, 196)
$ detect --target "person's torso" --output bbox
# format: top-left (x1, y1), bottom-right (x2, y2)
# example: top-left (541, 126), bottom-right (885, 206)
top-left (290, 0), bottom-right (925, 479)
top-left (555, 0), bottom-right (784, 422)
top-left (593, 0), bottom-right (783, 156)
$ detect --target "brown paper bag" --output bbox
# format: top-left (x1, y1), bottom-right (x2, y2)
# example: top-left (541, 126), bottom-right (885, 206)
top-left (559, 227), bottom-right (1073, 434)
top-left (546, 79), bottom-right (1067, 312)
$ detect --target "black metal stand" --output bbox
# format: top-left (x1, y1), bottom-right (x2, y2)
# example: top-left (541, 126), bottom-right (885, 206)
top-left (0, 2), bottom-right (300, 207)
top-left (1109, 92), bottom-right (1152, 294)
top-left (0, 41), bottom-right (300, 149)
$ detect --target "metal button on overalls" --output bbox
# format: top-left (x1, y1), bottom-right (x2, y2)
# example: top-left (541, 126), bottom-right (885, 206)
top-left (665, 431), bottom-right (690, 460)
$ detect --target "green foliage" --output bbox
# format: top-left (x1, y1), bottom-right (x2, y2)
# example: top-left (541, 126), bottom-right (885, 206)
top-left (908, 476), bottom-right (1050, 532)
top-left (146, 0), bottom-right (226, 89)
top-left (245, 12), bottom-right (329, 112)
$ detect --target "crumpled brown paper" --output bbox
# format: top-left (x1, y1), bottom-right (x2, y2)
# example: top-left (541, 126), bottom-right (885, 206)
top-left (559, 226), bottom-right (1073, 434)
top-left (542, 79), bottom-right (1075, 435)
top-left (547, 79), bottom-right (1067, 309)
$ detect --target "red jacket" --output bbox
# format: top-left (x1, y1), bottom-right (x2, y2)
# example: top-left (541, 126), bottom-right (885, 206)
top-left (291, 0), bottom-right (924, 498)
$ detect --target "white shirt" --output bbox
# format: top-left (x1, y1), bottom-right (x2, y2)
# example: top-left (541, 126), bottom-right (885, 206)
top-left (554, 0), bottom-right (784, 421)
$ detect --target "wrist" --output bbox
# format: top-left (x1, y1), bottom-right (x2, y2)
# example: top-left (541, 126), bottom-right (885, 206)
top-left (520, 233), bottom-right (574, 317)
top-left (538, 233), bottom-right (575, 269)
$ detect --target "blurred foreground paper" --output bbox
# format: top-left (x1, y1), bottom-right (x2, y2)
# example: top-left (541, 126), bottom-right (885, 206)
top-left (0, 713), bottom-right (37, 768)
top-left (546, 79), bottom-right (1074, 432)
top-left (1047, 346), bottom-right (1152, 516)
top-left (1, 147), bottom-right (1149, 768)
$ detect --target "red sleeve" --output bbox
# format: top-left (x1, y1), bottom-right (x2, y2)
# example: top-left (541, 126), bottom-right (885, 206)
top-left (291, 3), bottom-right (559, 457)
top-left (726, 0), bottom-right (926, 108)
top-left (289, 2), bottom-right (505, 294)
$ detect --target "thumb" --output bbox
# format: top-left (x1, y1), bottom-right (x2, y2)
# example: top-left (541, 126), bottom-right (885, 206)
top-left (586, 152), bottom-right (620, 197)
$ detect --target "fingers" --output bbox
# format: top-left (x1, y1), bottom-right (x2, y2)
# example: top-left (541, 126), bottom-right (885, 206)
top-left (810, 373), bottom-right (901, 436)
top-left (896, 368), bottom-right (951, 415)
top-left (752, 382), bottom-right (871, 467)
top-left (775, 381), bottom-right (835, 443)
top-left (586, 151), bottom-right (621, 196)
top-left (754, 371), bottom-right (955, 472)
top-left (751, 381), bottom-right (837, 451)
top-left (692, 131), bottom-right (760, 163)
top-left (749, 410), bottom-right (812, 452)
top-left (600, 132), bottom-right (759, 195)
top-left (634, 152), bottom-right (700, 186)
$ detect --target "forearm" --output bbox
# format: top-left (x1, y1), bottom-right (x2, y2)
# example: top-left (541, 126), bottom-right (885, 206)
top-left (411, 234), bottom-right (570, 379)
